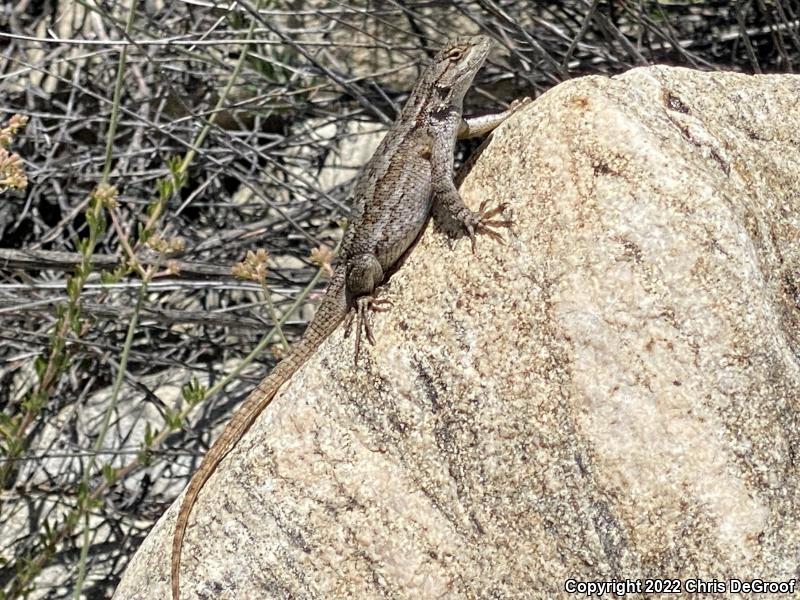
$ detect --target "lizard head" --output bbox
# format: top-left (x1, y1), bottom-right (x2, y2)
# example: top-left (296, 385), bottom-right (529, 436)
top-left (429, 35), bottom-right (493, 109)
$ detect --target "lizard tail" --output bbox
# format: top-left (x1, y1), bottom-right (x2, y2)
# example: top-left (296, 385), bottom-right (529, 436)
top-left (171, 272), bottom-right (348, 600)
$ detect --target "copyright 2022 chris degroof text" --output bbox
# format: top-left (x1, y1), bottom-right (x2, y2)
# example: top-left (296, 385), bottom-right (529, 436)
top-left (564, 577), bottom-right (797, 596)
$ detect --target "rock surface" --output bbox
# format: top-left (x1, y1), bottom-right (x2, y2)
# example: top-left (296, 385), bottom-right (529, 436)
top-left (115, 66), bottom-right (800, 599)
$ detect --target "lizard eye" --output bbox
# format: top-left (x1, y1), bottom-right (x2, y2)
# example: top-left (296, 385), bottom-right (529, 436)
top-left (448, 48), bottom-right (464, 61)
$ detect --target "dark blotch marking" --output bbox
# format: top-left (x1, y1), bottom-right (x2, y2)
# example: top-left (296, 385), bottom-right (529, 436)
top-left (412, 357), bottom-right (441, 413)
top-left (591, 501), bottom-right (627, 572)
top-left (664, 91), bottom-right (690, 114)
top-left (429, 102), bottom-right (455, 122)
top-left (593, 160), bottom-right (613, 176)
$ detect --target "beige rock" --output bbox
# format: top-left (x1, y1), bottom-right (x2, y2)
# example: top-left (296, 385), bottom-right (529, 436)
top-left (115, 66), bottom-right (800, 599)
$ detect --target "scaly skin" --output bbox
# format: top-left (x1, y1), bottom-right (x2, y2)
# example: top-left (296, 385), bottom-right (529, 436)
top-left (171, 35), bottom-right (529, 599)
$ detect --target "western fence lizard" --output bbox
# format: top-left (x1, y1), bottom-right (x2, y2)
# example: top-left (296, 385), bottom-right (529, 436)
top-left (171, 34), bottom-right (530, 599)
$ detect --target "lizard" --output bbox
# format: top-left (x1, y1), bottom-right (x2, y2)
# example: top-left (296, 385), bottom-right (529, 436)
top-left (171, 34), bottom-right (530, 600)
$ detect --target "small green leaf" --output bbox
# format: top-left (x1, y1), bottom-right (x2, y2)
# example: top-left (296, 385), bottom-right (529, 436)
top-left (181, 377), bottom-right (206, 406)
top-left (21, 390), bottom-right (46, 413)
top-left (164, 409), bottom-right (183, 430)
top-left (100, 270), bottom-right (119, 285)
top-left (156, 179), bottom-right (171, 202)
top-left (137, 448), bottom-right (152, 467)
top-left (66, 276), bottom-right (80, 301)
top-left (102, 463), bottom-right (118, 484)
top-left (34, 355), bottom-right (47, 380)
top-left (143, 422), bottom-right (159, 447)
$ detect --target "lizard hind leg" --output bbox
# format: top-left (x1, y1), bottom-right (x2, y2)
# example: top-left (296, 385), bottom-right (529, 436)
top-left (342, 252), bottom-right (390, 363)
top-left (344, 294), bottom-right (394, 364)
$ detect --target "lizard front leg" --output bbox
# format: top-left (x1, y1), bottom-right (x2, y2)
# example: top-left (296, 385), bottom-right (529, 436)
top-left (430, 117), bottom-right (512, 252)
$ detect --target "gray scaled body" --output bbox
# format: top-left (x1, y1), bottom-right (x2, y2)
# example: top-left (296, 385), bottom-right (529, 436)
top-left (171, 34), bottom-right (530, 600)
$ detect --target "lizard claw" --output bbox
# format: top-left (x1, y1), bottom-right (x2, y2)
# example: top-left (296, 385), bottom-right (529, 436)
top-left (343, 309), bottom-right (355, 338)
top-left (345, 294), bottom-right (393, 364)
top-left (463, 201), bottom-right (512, 254)
top-left (368, 297), bottom-right (393, 313)
top-left (465, 223), bottom-right (477, 253)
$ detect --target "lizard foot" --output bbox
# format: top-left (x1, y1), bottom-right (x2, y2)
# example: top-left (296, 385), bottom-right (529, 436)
top-left (462, 199), bottom-right (513, 253)
top-left (343, 295), bottom-right (394, 363)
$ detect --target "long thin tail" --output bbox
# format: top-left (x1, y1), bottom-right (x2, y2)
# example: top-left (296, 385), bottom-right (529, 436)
top-left (171, 273), bottom-right (347, 600)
